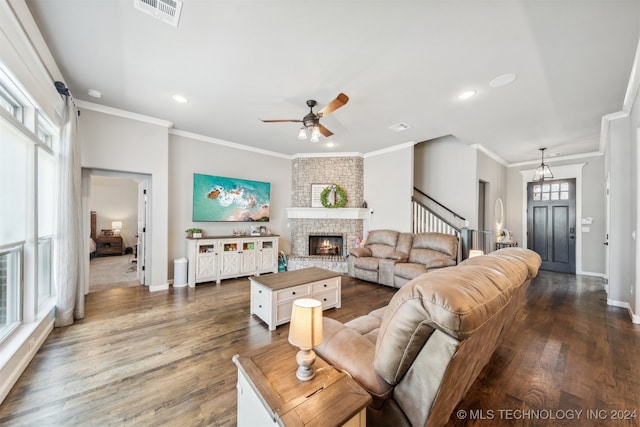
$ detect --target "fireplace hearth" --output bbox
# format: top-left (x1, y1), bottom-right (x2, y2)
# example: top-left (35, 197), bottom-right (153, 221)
top-left (309, 235), bottom-right (343, 256)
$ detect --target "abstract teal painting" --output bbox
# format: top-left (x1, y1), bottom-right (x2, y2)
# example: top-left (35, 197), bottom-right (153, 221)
top-left (192, 174), bottom-right (270, 222)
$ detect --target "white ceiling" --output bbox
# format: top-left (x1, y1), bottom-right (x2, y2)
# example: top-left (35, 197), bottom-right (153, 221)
top-left (26, 0), bottom-right (640, 163)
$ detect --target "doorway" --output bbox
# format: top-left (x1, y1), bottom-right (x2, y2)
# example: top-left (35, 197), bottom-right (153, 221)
top-left (527, 179), bottom-right (576, 273)
top-left (84, 169), bottom-right (150, 292)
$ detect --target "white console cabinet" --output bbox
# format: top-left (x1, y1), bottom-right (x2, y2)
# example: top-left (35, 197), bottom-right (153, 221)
top-left (186, 235), bottom-right (279, 287)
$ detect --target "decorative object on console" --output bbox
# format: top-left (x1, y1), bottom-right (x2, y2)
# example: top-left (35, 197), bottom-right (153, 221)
top-left (288, 298), bottom-right (323, 381)
top-left (111, 221), bottom-right (122, 236)
top-left (532, 147), bottom-right (554, 182)
top-left (185, 228), bottom-right (203, 238)
top-left (250, 226), bottom-right (261, 236)
top-left (498, 228), bottom-right (511, 242)
top-left (192, 173), bottom-right (270, 222)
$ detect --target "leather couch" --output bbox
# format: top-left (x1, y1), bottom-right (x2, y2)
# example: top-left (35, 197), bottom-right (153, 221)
top-left (348, 230), bottom-right (460, 288)
top-left (315, 248), bottom-right (542, 427)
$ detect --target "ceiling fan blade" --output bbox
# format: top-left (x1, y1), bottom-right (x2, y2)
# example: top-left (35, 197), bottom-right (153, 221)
top-left (317, 93), bottom-right (349, 117)
top-left (318, 124), bottom-right (333, 137)
top-left (260, 119), bottom-right (302, 123)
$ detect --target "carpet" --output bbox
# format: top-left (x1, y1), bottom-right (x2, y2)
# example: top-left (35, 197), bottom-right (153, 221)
top-left (89, 254), bottom-right (140, 292)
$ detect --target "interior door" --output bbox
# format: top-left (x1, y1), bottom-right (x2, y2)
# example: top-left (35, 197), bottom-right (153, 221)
top-left (137, 180), bottom-right (147, 285)
top-left (527, 179), bottom-right (576, 273)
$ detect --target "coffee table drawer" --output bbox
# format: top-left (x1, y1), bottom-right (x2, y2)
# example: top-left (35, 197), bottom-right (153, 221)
top-left (314, 289), bottom-right (339, 308)
top-left (311, 277), bottom-right (340, 293)
top-left (275, 283), bottom-right (310, 303)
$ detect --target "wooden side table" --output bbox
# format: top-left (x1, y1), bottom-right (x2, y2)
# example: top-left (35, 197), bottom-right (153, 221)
top-left (95, 235), bottom-right (123, 256)
top-left (233, 341), bottom-right (371, 426)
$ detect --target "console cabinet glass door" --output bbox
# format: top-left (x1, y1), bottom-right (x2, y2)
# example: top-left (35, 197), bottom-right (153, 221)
top-left (221, 241), bottom-right (240, 276)
top-left (240, 240), bottom-right (258, 274)
top-left (197, 242), bottom-right (217, 281)
top-left (259, 239), bottom-right (277, 272)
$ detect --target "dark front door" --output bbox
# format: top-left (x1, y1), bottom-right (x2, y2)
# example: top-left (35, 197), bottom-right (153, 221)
top-left (527, 179), bottom-right (576, 273)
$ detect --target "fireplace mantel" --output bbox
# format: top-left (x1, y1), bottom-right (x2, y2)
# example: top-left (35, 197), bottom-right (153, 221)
top-left (286, 207), bottom-right (370, 220)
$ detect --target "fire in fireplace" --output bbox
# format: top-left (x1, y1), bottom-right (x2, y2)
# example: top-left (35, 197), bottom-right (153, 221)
top-left (309, 235), bottom-right (343, 256)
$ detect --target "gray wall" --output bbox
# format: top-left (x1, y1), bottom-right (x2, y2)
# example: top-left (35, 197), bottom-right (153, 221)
top-left (364, 145), bottom-right (414, 232)
top-left (168, 132), bottom-right (292, 271)
top-left (79, 108), bottom-right (170, 290)
top-left (506, 155), bottom-right (606, 276)
top-left (414, 136), bottom-right (478, 228)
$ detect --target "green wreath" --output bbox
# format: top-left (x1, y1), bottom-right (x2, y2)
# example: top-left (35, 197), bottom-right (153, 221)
top-left (320, 184), bottom-right (347, 208)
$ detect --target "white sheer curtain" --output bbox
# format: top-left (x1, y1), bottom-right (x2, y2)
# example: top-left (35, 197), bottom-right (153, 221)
top-left (54, 94), bottom-right (85, 327)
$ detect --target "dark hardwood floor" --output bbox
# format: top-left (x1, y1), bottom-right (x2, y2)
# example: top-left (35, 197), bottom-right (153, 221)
top-left (0, 271), bottom-right (638, 426)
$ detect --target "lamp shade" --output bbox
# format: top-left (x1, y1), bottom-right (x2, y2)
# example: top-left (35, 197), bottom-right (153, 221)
top-left (111, 221), bottom-right (122, 230)
top-left (288, 298), bottom-right (323, 349)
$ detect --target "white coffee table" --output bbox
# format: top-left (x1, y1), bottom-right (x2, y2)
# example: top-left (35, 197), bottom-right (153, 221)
top-left (249, 267), bottom-right (342, 330)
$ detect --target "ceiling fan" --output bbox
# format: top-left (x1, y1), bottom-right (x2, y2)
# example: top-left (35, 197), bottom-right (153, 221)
top-left (260, 93), bottom-right (349, 141)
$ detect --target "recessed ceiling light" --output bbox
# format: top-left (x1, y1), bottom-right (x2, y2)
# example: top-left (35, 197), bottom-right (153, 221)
top-left (172, 94), bottom-right (188, 103)
top-left (326, 142), bottom-right (335, 148)
top-left (388, 122), bottom-right (412, 132)
top-left (457, 90), bottom-right (476, 100)
top-left (87, 89), bottom-right (102, 98)
top-left (489, 73), bottom-right (517, 88)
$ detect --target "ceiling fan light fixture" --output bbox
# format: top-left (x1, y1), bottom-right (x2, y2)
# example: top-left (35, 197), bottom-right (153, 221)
top-left (311, 126), bottom-right (321, 139)
top-left (298, 127), bottom-right (308, 140)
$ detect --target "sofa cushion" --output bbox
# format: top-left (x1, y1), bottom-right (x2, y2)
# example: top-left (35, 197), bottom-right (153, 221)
top-left (315, 317), bottom-right (394, 399)
top-left (393, 263), bottom-right (428, 280)
top-left (349, 247), bottom-right (372, 258)
top-left (373, 261), bottom-right (526, 384)
top-left (408, 233), bottom-right (458, 264)
top-left (346, 307), bottom-right (386, 344)
top-left (366, 230), bottom-right (400, 259)
top-left (352, 256), bottom-right (381, 272)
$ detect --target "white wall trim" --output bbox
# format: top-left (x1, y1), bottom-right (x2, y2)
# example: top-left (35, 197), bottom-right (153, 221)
top-left (170, 129), bottom-right (291, 159)
top-left (622, 37), bottom-right (640, 114)
top-left (364, 140), bottom-right (416, 158)
top-left (470, 143), bottom-right (508, 166)
top-left (520, 163), bottom-right (586, 274)
top-left (149, 283), bottom-right (169, 292)
top-left (509, 151), bottom-right (602, 168)
top-left (76, 99), bottom-right (174, 128)
top-left (293, 151), bottom-right (364, 158)
top-left (607, 298), bottom-right (640, 324)
top-left (579, 271), bottom-right (607, 279)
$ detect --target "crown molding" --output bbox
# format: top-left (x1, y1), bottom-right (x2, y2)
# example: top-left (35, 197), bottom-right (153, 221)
top-left (170, 129), bottom-right (291, 159)
top-left (75, 99), bottom-right (174, 128)
top-left (470, 143), bottom-right (508, 166)
top-left (292, 152), bottom-right (364, 159)
top-left (364, 140), bottom-right (417, 158)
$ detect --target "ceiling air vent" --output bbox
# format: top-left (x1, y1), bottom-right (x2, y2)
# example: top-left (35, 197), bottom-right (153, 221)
top-left (134, 0), bottom-right (183, 27)
top-left (388, 122), bottom-right (412, 133)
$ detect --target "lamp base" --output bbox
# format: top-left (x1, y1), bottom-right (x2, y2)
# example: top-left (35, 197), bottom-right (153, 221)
top-left (295, 348), bottom-right (316, 381)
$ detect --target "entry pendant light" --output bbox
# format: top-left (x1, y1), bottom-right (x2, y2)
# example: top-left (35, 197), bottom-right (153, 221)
top-left (532, 148), bottom-right (554, 182)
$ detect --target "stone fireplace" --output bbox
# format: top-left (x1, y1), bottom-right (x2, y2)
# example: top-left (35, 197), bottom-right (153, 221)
top-left (286, 154), bottom-right (366, 273)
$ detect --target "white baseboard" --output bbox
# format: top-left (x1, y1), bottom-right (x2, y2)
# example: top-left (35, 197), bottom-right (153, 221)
top-left (149, 283), bottom-right (169, 292)
top-left (0, 309), bottom-right (55, 403)
top-left (577, 270), bottom-right (606, 278)
top-left (607, 298), bottom-right (640, 324)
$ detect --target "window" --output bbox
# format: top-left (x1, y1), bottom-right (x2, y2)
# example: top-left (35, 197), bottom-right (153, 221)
top-left (0, 84), bottom-right (22, 122)
top-left (0, 66), bottom-right (59, 343)
top-left (0, 245), bottom-right (22, 341)
top-left (532, 181), bottom-right (570, 201)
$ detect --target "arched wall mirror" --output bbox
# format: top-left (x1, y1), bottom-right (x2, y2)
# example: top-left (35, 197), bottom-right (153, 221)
top-left (495, 198), bottom-right (504, 226)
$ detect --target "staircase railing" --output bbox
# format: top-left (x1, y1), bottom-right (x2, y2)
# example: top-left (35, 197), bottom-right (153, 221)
top-left (412, 188), bottom-right (496, 259)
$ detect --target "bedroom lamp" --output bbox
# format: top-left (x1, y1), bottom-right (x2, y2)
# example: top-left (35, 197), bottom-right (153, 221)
top-left (112, 221), bottom-right (123, 236)
top-left (532, 148), bottom-right (554, 182)
top-left (288, 298), bottom-right (323, 381)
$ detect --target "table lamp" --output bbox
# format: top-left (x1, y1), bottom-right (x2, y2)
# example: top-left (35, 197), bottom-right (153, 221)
top-left (288, 298), bottom-right (323, 381)
top-left (112, 221), bottom-right (122, 236)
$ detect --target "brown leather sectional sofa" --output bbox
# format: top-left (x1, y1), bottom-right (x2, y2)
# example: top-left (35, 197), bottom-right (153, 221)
top-left (316, 247), bottom-right (542, 426)
top-left (348, 229), bottom-right (460, 288)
